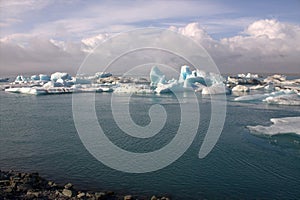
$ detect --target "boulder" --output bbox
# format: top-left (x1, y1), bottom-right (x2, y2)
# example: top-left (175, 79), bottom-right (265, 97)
top-left (62, 188), bottom-right (73, 197)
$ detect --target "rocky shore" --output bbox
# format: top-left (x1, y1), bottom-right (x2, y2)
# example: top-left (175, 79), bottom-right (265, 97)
top-left (0, 170), bottom-right (170, 200)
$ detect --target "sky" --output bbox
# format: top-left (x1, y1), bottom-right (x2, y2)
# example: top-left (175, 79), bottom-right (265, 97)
top-left (0, 0), bottom-right (300, 76)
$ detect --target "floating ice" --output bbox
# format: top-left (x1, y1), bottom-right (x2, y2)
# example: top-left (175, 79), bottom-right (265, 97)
top-left (114, 84), bottom-right (153, 94)
top-left (234, 93), bottom-right (268, 102)
top-left (234, 90), bottom-right (295, 102)
top-left (247, 117), bottom-right (300, 136)
top-left (95, 72), bottom-right (112, 78)
top-left (264, 94), bottom-right (300, 106)
top-left (149, 65), bottom-right (227, 94)
top-left (150, 66), bottom-right (166, 86)
top-left (39, 74), bottom-right (51, 81)
top-left (5, 87), bottom-right (47, 95)
top-left (202, 83), bottom-right (231, 95)
top-left (50, 72), bottom-right (72, 82)
top-left (155, 81), bottom-right (185, 94)
top-left (14, 75), bottom-right (27, 83)
top-left (232, 85), bottom-right (250, 92)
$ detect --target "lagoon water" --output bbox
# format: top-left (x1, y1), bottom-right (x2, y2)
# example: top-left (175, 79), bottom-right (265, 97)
top-left (0, 90), bottom-right (299, 199)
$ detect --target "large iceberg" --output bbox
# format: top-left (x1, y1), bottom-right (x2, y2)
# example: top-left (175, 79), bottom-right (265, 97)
top-left (150, 66), bottom-right (166, 86)
top-left (247, 117), bottom-right (300, 136)
top-left (150, 65), bottom-right (228, 94)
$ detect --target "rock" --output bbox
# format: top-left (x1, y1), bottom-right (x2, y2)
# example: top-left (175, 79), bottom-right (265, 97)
top-left (124, 195), bottom-right (133, 200)
top-left (17, 183), bottom-right (32, 192)
top-left (95, 192), bottom-right (106, 199)
top-left (161, 197), bottom-right (170, 200)
top-left (10, 181), bottom-right (17, 189)
top-left (0, 180), bottom-right (10, 186)
top-left (64, 182), bottom-right (73, 189)
top-left (48, 181), bottom-right (57, 188)
top-left (106, 191), bottom-right (114, 195)
top-left (26, 190), bottom-right (41, 198)
top-left (4, 186), bottom-right (13, 193)
top-left (77, 192), bottom-right (86, 198)
top-left (151, 196), bottom-right (157, 200)
top-left (62, 188), bottom-right (73, 197)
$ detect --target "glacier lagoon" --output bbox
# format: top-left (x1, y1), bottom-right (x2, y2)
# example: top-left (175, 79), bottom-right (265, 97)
top-left (0, 85), bottom-right (300, 199)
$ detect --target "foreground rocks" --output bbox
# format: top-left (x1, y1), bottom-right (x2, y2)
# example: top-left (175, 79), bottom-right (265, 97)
top-left (0, 170), bottom-right (170, 200)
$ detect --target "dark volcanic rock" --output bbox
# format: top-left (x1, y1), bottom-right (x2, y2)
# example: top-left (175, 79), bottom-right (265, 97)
top-left (0, 169), bottom-right (171, 200)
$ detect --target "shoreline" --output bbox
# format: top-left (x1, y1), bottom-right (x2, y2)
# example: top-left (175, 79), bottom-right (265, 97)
top-left (0, 170), bottom-right (170, 200)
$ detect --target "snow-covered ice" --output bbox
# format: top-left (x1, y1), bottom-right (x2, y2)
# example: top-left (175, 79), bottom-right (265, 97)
top-left (247, 117), bottom-right (300, 136)
top-left (264, 94), bottom-right (300, 106)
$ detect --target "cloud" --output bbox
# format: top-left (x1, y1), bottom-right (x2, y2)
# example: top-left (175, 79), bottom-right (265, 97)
top-left (0, 19), bottom-right (300, 76)
top-left (170, 22), bottom-right (213, 42)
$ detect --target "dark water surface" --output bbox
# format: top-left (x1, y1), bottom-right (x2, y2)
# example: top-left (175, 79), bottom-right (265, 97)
top-left (0, 91), bottom-right (299, 199)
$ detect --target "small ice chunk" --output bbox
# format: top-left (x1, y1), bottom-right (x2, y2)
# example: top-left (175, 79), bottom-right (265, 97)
top-left (50, 72), bottom-right (72, 81)
top-left (247, 117), bottom-right (300, 136)
top-left (232, 85), bottom-right (250, 92)
top-left (263, 94), bottom-right (300, 106)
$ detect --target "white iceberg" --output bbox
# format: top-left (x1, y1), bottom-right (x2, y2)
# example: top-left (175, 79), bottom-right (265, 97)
top-left (250, 85), bottom-right (265, 90)
top-left (202, 83), bottom-right (231, 95)
top-left (50, 72), bottom-right (72, 82)
top-left (247, 117), bottom-right (300, 136)
top-left (114, 84), bottom-right (153, 94)
top-left (5, 87), bottom-right (47, 95)
top-left (232, 85), bottom-right (250, 92)
top-left (95, 72), bottom-right (112, 78)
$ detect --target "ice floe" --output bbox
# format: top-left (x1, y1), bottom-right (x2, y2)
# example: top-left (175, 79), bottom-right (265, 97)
top-left (263, 94), bottom-right (300, 106)
top-left (232, 85), bottom-right (250, 92)
top-left (247, 117), bottom-right (300, 136)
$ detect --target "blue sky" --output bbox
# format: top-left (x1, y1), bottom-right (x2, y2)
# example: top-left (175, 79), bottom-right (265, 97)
top-left (0, 0), bottom-right (300, 75)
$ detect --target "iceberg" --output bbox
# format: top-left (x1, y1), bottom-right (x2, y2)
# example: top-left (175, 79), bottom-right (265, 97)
top-left (155, 81), bottom-right (185, 94)
top-left (114, 84), bottom-right (153, 94)
top-left (39, 74), bottom-right (51, 81)
top-left (247, 117), bottom-right (300, 136)
top-left (31, 75), bottom-right (40, 81)
top-left (95, 72), bottom-right (112, 78)
top-left (5, 87), bottom-right (47, 95)
top-left (179, 65), bottom-right (193, 82)
top-left (14, 75), bottom-right (28, 83)
top-left (202, 83), bottom-right (231, 95)
top-left (232, 85), bottom-right (250, 92)
top-left (50, 72), bottom-right (72, 82)
top-left (149, 65), bottom-right (227, 94)
top-left (150, 66), bottom-right (166, 86)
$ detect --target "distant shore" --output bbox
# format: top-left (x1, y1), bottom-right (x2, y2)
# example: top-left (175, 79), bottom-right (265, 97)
top-left (0, 170), bottom-right (170, 200)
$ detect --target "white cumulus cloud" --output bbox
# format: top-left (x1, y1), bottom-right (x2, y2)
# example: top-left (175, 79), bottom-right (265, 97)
top-left (0, 19), bottom-right (299, 75)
